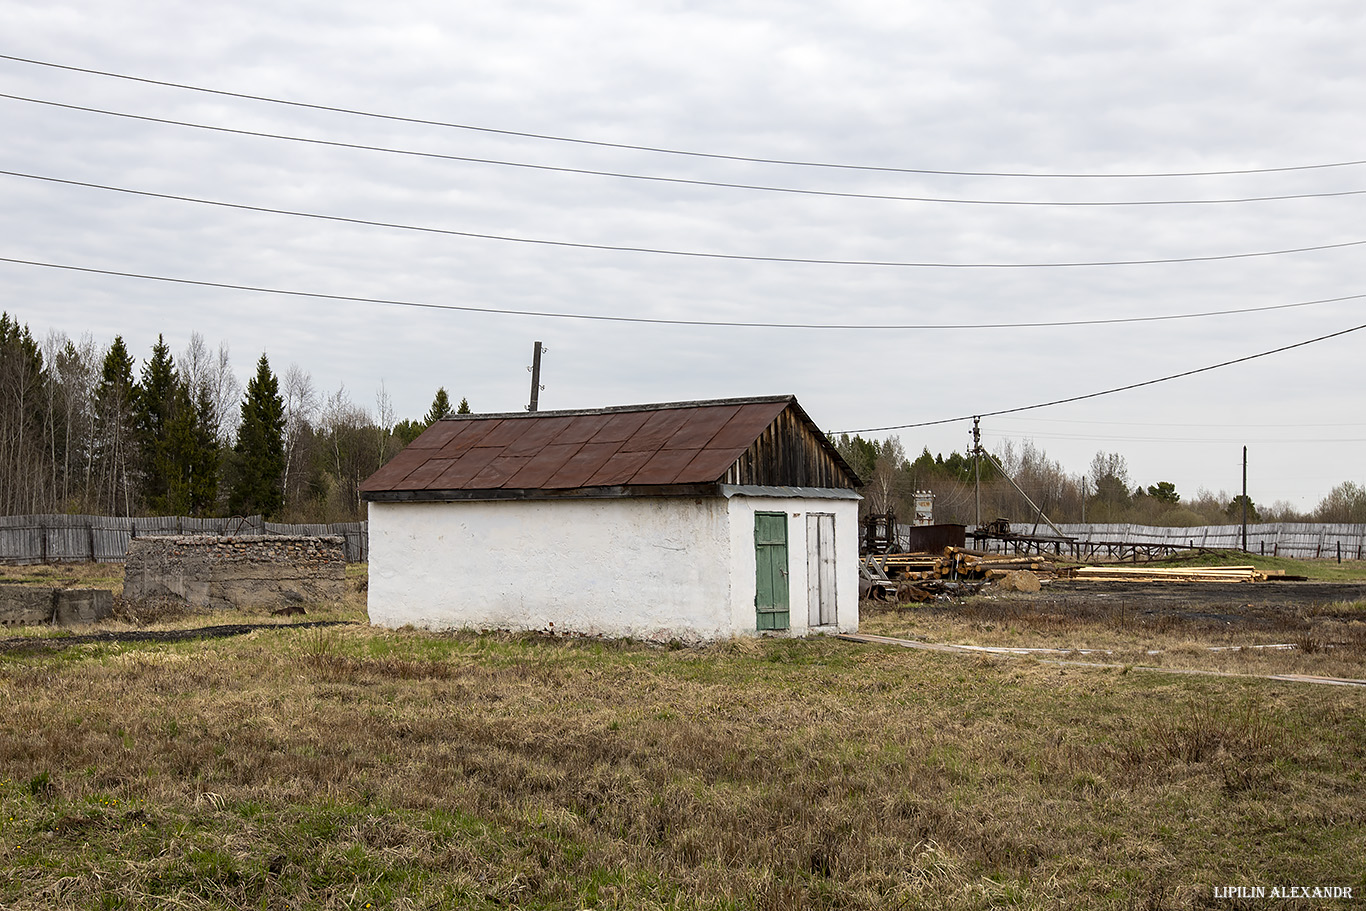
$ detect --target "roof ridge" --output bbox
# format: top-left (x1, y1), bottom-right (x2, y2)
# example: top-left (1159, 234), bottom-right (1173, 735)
top-left (437, 394), bottom-right (795, 421)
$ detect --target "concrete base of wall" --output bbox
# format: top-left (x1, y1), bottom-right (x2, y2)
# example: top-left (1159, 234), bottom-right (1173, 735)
top-left (0, 585), bottom-right (113, 629)
top-left (123, 535), bottom-right (347, 610)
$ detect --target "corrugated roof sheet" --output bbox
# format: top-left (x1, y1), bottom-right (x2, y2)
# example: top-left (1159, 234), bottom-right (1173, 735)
top-left (361, 395), bottom-right (853, 498)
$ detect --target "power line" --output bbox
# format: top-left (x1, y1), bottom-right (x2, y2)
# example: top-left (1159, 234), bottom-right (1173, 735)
top-left (8, 169), bottom-right (1366, 269)
top-left (990, 417), bottom-right (1366, 429)
top-left (984, 430), bottom-right (1366, 444)
top-left (4, 53), bottom-right (1365, 181)
top-left (5, 92), bottom-right (1365, 208)
top-left (2, 254), bottom-right (1362, 330)
top-left (833, 321), bottom-right (1366, 434)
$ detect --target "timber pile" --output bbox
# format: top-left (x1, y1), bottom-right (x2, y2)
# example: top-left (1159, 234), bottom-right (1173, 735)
top-left (946, 547), bottom-right (1059, 581)
top-left (860, 547), bottom-right (1060, 602)
top-left (1070, 565), bottom-right (1268, 583)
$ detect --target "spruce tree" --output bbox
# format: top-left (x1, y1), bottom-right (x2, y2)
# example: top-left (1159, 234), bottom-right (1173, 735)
top-left (94, 336), bottom-right (137, 515)
top-left (0, 313), bottom-right (46, 514)
top-left (135, 335), bottom-right (179, 511)
top-left (186, 381), bottom-right (220, 514)
top-left (157, 377), bottom-right (222, 517)
top-left (423, 387), bottom-right (453, 425)
top-left (229, 354), bottom-right (286, 518)
top-left (456, 397), bottom-right (471, 414)
top-left (390, 419), bottom-right (426, 448)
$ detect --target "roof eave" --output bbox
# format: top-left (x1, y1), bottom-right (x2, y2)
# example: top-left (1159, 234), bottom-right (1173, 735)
top-left (363, 483), bottom-right (727, 503)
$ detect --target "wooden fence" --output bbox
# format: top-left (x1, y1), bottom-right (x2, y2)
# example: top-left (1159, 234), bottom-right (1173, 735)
top-left (975, 522), bottom-right (1366, 561)
top-left (0, 515), bottom-right (368, 564)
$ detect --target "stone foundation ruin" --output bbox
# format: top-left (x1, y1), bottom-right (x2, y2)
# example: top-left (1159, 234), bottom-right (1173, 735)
top-left (0, 585), bottom-right (112, 628)
top-left (122, 535), bottom-right (346, 610)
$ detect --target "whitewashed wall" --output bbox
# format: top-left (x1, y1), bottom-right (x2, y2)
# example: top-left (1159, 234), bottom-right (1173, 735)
top-left (723, 494), bottom-right (860, 637)
top-left (368, 493), bottom-right (859, 641)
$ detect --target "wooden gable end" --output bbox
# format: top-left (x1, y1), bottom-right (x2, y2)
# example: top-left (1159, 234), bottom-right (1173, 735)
top-left (723, 404), bottom-right (860, 489)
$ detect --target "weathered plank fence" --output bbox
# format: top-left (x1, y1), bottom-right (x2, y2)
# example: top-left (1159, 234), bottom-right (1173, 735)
top-left (0, 515), bottom-right (368, 564)
top-left (972, 522), bottom-right (1366, 561)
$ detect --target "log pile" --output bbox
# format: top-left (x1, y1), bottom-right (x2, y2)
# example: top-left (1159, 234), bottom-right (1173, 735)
top-left (946, 548), bottom-right (1058, 581)
top-left (861, 547), bottom-right (1058, 602)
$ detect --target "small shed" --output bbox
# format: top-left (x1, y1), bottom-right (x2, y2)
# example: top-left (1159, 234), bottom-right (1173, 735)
top-left (360, 395), bottom-right (863, 641)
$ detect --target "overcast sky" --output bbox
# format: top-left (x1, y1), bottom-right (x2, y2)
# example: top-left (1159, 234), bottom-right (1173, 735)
top-left (2, 0), bottom-right (1363, 512)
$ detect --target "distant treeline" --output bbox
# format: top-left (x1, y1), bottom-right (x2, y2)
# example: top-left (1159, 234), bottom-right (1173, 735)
top-left (836, 434), bottom-right (1366, 528)
top-left (0, 313), bottom-right (466, 525)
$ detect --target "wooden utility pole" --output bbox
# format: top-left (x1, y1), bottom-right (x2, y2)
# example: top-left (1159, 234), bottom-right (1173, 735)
top-left (972, 416), bottom-right (982, 528)
top-left (527, 341), bottom-right (543, 412)
top-left (1241, 445), bottom-right (1248, 551)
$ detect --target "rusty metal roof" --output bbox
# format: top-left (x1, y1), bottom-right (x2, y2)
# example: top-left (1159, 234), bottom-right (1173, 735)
top-left (361, 395), bottom-right (859, 501)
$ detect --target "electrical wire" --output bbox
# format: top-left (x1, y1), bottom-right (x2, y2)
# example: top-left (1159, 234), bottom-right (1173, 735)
top-left (833, 321), bottom-right (1366, 434)
top-left (984, 431), bottom-right (1366, 444)
top-left (2, 255), bottom-right (1365, 330)
top-left (7, 169), bottom-right (1366, 269)
top-left (989, 417), bottom-right (1366, 429)
top-left (4, 53), bottom-right (1365, 180)
top-left (4, 92), bottom-right (1364, 208)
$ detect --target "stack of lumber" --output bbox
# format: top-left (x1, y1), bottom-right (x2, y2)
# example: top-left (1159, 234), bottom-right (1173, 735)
top-left (861, 548), bottom-right (1062, 600)
top-left (1071, 565), bottom-right (1266, 583)
top-left (945, 547), bottom-right (1058, 580)
top-left (866, 553), bottom-right (943, 575)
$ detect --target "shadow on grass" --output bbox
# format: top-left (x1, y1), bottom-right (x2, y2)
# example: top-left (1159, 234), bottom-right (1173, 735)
top-left (0, 620), bottom-right (362, 655)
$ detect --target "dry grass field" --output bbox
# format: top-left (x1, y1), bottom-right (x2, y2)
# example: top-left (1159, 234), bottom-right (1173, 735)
top-left (0, 562), bottom-right (1363, 909)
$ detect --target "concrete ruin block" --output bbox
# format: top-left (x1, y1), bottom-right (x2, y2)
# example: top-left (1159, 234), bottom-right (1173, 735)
top-left (0, 585), bottom-right (113, 628)
top-left (123, 534), bottom-right (347, 610)
top-left (0, 585), bottom-right (57, 629)
top-left (53, 589), bottom-right (113, 625)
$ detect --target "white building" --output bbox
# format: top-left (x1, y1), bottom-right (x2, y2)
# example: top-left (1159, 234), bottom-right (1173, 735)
top-left (361, 395), bottom-right (862, 641)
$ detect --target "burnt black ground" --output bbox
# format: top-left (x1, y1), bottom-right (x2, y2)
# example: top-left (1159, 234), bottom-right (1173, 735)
top-left (978, 580), bottom-right (1366, 631)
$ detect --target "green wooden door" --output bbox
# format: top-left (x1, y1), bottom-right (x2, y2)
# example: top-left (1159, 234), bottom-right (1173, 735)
top-left (754, 512), bottom-right (789, 630)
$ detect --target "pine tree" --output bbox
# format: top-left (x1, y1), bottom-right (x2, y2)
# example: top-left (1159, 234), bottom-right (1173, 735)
top-left (186, 381), bottom-right (220, 515)
top-left (390, 419), bottom-right (426, 448)
top-left (158, 380), bottom-right (197, 515)
top-left (155, 377), bottom-right (222, 517)
top-left (94, 336), bottom-right (137, 515)
top-left (135, 335), bottom-right (179, 512)
top-left (423, 387), bottom-right (453, 425)
top-left (457, 397), bottom-right (471, 414)
top-left (229, 354), bottom-right (286, 518)
top-left (0, 313), bottom-right (46, 514)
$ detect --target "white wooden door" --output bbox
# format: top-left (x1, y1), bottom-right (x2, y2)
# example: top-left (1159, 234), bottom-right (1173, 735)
top-left (806, 513), bottom-right (837, 626)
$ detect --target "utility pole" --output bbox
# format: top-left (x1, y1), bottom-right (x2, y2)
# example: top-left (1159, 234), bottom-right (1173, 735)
top-left (1241, 445), bottom-right (1248, 552)
top-left (971, 416), bottom-right (982, 529)
top-left (527, 341), bottom-right (544, 412)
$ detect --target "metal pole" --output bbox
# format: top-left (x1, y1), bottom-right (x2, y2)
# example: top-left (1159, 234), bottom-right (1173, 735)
top-left (527, 341), bottom-right (543, 412)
